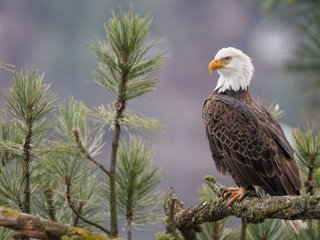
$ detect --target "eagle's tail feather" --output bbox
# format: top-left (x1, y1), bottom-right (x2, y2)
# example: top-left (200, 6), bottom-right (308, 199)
top-left (281, 220), bottom-right (308, 233)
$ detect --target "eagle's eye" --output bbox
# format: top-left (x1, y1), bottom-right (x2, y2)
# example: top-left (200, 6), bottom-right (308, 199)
top-left (224, 56), bottom-right (232, 62)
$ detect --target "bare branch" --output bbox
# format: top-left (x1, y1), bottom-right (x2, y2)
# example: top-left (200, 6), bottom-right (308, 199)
top-left (163, 187), bottom-right (181, 238)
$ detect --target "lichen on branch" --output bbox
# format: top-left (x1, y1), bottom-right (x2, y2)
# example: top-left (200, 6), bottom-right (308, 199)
top-left (164, 178), bottom-right (320, 240)
top-left (0, 206), bottom-right (124, 240)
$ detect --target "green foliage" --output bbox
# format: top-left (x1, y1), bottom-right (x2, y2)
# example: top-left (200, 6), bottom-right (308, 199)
top-left (246, 220), bottom-right (290, 240)
top-left (57, 98), bottom-right (105, 157)
top-left (198, 222), bottom-right (239, 240)
top-left (292, 221), bottom-right (320, 240)
top-left (198, 183), bottom-right (217, 202)
top-left (104, 136), bottom-right (164, 226)
top-left (0, 114), bottom-right (22, 165)
top-left (259, 99), bottom-right (284, 120)
top-left (5, 68), bottom-right (57, 135)
top-left (314, 168), bottom-right (320, 187)
top-left (91, 6), bottom-right (167, 101)
top-left (97, 104), bottom-right (166, 132)
top-left (0, 227), bottom-right (14, 240)
top-left (34, 156), bottom-right (104, 228)
top-left (0, 68), bottom-right (58, 217)
top-left (90, 7), bottom-right (167, 236)
top-left (0, 68), bottom-right (107, 234)
top-left (292, 127), bottom-right (320, 176)
top-left (0, 6), bottom-right (167, 239)
top-left (36, 98), bottom-right (106, 228)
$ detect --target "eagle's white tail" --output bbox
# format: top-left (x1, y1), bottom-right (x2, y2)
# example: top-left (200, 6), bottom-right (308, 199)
top-left (281, 220), bottom-right (308, 233)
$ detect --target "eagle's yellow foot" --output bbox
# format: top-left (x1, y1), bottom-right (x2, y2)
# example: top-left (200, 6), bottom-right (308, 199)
top-left (222, 187), bottom-right (246, 206)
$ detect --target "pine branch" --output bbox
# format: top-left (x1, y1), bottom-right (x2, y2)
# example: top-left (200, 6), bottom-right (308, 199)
top-left (44, 189), bottom-right (56, 222)
top-left (73, 202), bottom-right (84, 227)
top-left (4, 68), bottom-right (57, 240)
top-left (65, 176), bottom-right (111, 235)
top-left (22, 115), bottom-right (32, 214)
top-left (96, 104), bottom-right (166, 132)
top-left (293, 127), bottom-right (320, 195)
top-left (260, 100), bottom-right (284, 120)
top-left (0, 206), bottom-right (124, 240)
top-left (0, 62), bottom-right (14, 72)
top-left (109, 103), bottom-right (123, 236)
top-left (116, 136), bottom-right (163, 238)
top-left (165, 189), bottom-right (320, 240)
top-left (92, 7), bottom-right (167, 237)
top-left (58, 98), bottom-right (105, 158)
top-left (72, 128), bottom-right (110, 177)
top-left (91, 5), bottom-right (167, 236)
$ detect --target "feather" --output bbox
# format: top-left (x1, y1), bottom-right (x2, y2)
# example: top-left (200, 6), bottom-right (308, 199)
top-left (202, 89), bottom-right (302, 196)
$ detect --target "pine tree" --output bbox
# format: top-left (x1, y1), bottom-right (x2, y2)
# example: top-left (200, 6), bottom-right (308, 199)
top-left (0, 6), bottom-right (167, 240)
top-left (90, 6), bottom-right (167, 237)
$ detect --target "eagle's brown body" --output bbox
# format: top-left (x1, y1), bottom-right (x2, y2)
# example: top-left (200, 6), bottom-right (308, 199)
top-left (202, 89), bottom-right (302, 196)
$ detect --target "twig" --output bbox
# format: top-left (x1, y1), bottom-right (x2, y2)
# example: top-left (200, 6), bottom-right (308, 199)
top-left (22, 114), bottom-right (32, 215)
top-left (65, 176), bottom-right (111, 235)
top-left (72, 129), bottom-right (110, 177)
top-left (306, 154), bottom-right (316, 195)
top-left (165, 187), bottom-right (179, 236)
top-left (240, 220), bottom-right (247, 240)
top-left (73, 201), bottom-right (84, 227)
top-left (45, 189), bottom-right (56, 222)
top-left (204, 175), bottom-right (224, 197)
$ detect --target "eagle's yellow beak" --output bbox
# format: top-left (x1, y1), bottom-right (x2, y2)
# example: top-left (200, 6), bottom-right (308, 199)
top-left (208, 59), bottom-right (224, 74)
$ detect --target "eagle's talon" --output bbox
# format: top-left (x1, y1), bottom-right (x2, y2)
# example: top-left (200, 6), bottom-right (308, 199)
top-left (222, 187), bottom-right (239, 199)
top-left (222, 187), bottom-right (246, 206)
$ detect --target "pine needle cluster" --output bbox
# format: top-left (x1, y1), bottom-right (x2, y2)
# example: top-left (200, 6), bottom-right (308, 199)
top-left (91, 7), bottom-right (167, 101)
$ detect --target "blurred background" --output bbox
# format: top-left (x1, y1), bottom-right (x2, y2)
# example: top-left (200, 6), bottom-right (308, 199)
top-left (0, 0), bottom-right (318, 239)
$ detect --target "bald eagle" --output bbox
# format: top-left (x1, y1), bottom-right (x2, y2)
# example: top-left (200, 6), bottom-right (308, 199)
top-left (202, 47), bottom-right (307, 230)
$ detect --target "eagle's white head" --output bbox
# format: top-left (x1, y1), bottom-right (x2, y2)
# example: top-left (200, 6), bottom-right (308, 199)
top-left (208, 47), bottom-right (254, 93)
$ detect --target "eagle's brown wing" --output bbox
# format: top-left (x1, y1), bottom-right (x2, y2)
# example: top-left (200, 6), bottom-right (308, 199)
top-left (202, 94), bottom-right (301, 196)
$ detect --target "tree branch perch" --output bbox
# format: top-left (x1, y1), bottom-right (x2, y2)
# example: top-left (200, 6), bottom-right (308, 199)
top-left (166, 186), bottom-right (320, 239)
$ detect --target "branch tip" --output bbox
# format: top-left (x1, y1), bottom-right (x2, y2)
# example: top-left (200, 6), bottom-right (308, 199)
top-left (204, 175), bottom-right (224, 197)
top-left (72, 128), bottom-right (80, 143)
